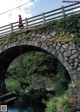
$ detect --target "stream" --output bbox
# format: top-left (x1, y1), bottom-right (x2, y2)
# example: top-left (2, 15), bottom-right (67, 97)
top-left (7, 92), bottom-right (46, 112)
top-left (8, 107), bottom-right (33, 112)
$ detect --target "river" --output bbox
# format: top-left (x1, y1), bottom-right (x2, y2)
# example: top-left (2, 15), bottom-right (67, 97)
top-left (8, 107), bottom-right (33, 112)
top-left (7, 93), bottom-right (46, 112)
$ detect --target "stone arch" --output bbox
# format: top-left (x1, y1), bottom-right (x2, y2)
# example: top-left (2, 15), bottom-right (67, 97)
top-left (0, 44), bottom-right (68, 76)
top-left (0, 30), bottom-right (80, 95)
top-left (3, 44), bottom-right (71, 92)
top-left (0, 31), bottom-right (80, 82)
top-left (0, 44), bottom-right (69, 94)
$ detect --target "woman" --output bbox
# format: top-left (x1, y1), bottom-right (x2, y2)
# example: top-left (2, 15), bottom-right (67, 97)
top-left (18, 15), bottom-right (24, 29)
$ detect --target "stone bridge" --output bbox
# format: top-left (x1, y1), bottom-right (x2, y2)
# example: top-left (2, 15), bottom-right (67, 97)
top-left (0, 13), bottom-right (80, 106)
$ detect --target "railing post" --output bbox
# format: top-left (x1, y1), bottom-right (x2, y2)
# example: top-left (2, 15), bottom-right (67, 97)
top-left (42, 12), bottom-right (45, 23)
top-left (10, 23), bottom-right (13, 32)
top-left (62, 6), bottom-right (65, 17)
top-left (25, 18), bottom-right (28, 28)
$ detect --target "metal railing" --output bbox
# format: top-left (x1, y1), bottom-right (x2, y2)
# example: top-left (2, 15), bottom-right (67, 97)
top-left (0, 3), bottom-right (80, 37)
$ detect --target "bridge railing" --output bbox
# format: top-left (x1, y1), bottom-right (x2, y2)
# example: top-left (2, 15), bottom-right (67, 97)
top-left (0, 3), bottom-right (80, 37)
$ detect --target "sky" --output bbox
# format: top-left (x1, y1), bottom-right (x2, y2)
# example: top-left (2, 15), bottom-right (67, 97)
top-left (0, 0), bottom-right (80, 26)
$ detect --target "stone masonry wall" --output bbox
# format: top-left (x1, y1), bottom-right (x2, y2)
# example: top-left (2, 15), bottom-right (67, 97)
top-left (0, 29), bottom-right (80, 82)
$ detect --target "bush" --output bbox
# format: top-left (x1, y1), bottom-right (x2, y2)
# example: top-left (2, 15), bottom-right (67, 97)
top-left (60, 99), bottom-right (73, 112)
top-left (5, 78), bottom-right (21, 92)
top-left (45, 98), bottom-right (57, 112)
top-left (45, 92), bottom-right (73, 112)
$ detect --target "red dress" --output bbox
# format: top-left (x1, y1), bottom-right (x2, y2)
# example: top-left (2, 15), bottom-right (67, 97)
top-left (18, 15), bottom-right (24, 29)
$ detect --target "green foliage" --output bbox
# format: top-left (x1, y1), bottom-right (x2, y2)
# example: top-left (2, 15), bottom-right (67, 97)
top-left (60, 93), bottom-right (73, 112)
top-left (45, 92), bottom-right (73, 112)
top-left (6, 51), bottom-right (71, 94)
top-left (45, 99), bottom-right (57, 112)
top-left (7, 52), bottom-right (58, 78)
top-left (6, 52), bottom-right (58, 92)
top-left (5, 77), bottom-right (21, 92)
top-left (6, 52), bottom-right (71, 111)
top-left (52, 63), bottom-right (71, 95)
top-left (6, 52), bottom-right (71, 95)
top-left (60, 99), bottom-right (73, 112)
top-left (44, 13), bottom-right (80, 43)
top-left (45, 13), bottom-right (80, 36)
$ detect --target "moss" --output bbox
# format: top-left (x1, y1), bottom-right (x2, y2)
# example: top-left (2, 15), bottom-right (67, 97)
top-left (50, 33), bottom-right (76, 43)
top-left (51, 36), bottom-right (71, 42)
top-left (0, 31), bottom-right (31, 45)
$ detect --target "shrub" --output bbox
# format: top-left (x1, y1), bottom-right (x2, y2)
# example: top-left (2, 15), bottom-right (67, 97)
top-left (5, 78), bottom-right (21, 92)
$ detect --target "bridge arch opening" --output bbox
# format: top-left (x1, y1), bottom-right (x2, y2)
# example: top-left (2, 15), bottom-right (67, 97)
top-left (2, 45), bottom-right (71, 94)
top-left (0, 45), bottom-right (72, 95)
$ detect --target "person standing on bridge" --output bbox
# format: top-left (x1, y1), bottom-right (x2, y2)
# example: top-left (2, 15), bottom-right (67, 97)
top-left (18, 15), bottom-right (24, 29)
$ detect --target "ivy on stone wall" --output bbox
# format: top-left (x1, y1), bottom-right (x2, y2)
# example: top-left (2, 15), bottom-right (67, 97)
top-left (44, 13), bottom-right (80, 43)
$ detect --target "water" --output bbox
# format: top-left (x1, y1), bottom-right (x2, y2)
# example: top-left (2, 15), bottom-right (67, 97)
top-left (8, 107), bottom-right (33, 112)
top-left (7, 92), bottom-right (46, 112)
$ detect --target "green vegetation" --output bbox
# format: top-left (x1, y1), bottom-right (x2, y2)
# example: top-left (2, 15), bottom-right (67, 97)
top-left (44, 13), bottom-right (80, 43)
top-left (44, 13), bottom-right (80, 36)
top-left (5, 52), bottom-right (72, 111)
top-left (45, 92), bottom-right (73, 112)
top-left (5, 78), bottom-right (21, 92)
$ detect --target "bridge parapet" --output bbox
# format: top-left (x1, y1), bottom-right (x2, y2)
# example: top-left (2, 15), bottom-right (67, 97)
top-left (0, 3), bottom-right (80, 37)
